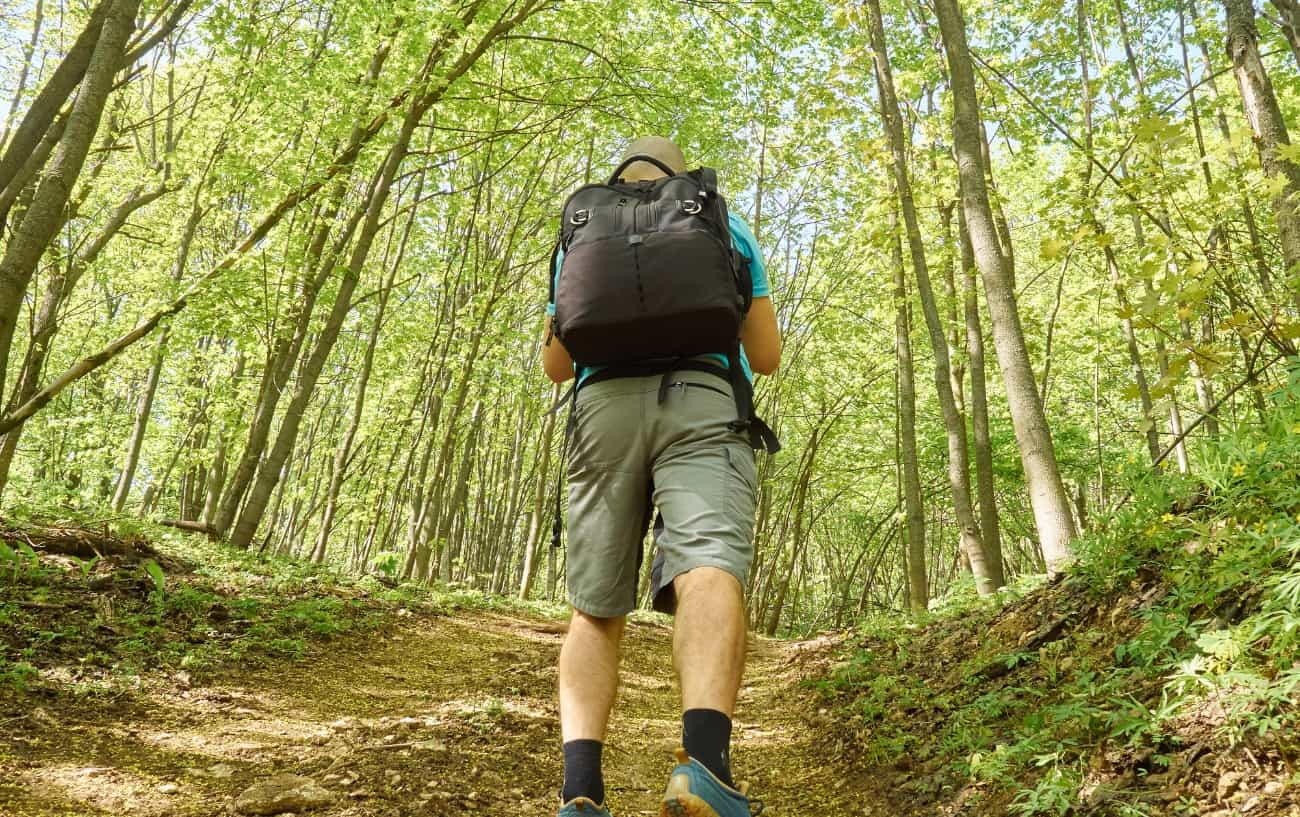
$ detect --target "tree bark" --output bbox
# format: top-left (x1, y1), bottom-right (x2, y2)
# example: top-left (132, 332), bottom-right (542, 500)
top-left (111, 331), bottom-right (167, 511)
top-left (0, 0), bottom-right (112, 199)
top-left (0, 0), bottom-right (46, 152)
top-left (1076, 0), bottom-right (1163, 464)
top-left (0, 0), bottom-right (139, 406)
top-left (892, 216), bottom-right (929, 613)
top-left (520, 384), bottom-right (561, 600)
top-left (959, 203), bottom-right (1005, 585)
top-left (866, 0), bottom-right (998, 593)
top-left (213, 34), bottom-right (397, 535)
top-left (229, 98), bottom-right (423, 548)
top-left (1177, 0), bottom-right (1222, 438)
top-left (1226, 0), bottom-right (1300, 309)
top-left (311, 171), bottom-right (416, 561)
top-left (934, 0), bottom-right (1077, 571)
top-left (1269, 0), bottom-right (1300, 69)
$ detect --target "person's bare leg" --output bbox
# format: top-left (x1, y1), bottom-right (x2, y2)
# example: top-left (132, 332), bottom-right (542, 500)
top-left (559, 609), bottom-right (626, 740)
top-left (558, 609), bottom-right (624, 808)
top-left (673, 566), bottom-right (747, 714)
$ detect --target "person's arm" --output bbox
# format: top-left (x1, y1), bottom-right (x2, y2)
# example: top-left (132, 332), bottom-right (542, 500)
top-left (741, 296), bottom-right (781, 375)
top-left (728, 214), bottom-right (781, 375)
top-left (542, 315), bottom-right (575, 383)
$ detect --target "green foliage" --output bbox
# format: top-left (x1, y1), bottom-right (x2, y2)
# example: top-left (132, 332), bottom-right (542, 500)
top-left (0, 658), bottom-right (39, 692)
top-left (822, 388), bottom-right (1300, 813)
top-left (141, 559), bottom-right (166, 604)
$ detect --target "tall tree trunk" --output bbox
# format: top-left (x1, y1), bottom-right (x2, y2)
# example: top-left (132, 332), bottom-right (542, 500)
top-left (520, 384), bottom-right (561, 600)
top-left (1077, 0), bottom-right (1163, 463)
top-left (311, 180), bottom-right (412, 561)
top-left (1269, 0), bottom-right (1300, 69)
top-left (959, 204), bottom-right (1005, 585)
top-left (934, 0), bottom-right (1077, 571)
top-left (1111, 0), bottom-right (1194, 470)
top-left (765, 430), bottom-right (818, 635)
top-left (1226, 0), bottom-right (1300, 310)
top-left (229, 102), bottom-right (421, 548)
top-left (213, 34), bottom-right (397, 535)
top-left (866, 0), bottom-right (998, 593)
top-left (203, 351), bottom-right (241, 527)
top-left (109, 183), bottom-right (203, 511)
top-left (0, 0), bottom-right (139, 406)
top-left (0, 0), bottom-right (46, 152)
top-left (435, 402), bottom-right (484, 582)
top-left (1178, 0), bottom-right (1223, 438)
top-left (892, 217), bottom-right (929, 613)
top-left (112, 331), bottom-right (168, 511)
top-left (0, 0), bottom-right (111, 198)
top-left (939, 199), bottom-right (966, 410)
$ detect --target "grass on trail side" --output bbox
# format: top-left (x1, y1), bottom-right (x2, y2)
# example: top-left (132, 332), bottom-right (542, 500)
top-left (817, 390), bottom-right (1300, 816)
top-left (0, 518), bottom-right (569, 696)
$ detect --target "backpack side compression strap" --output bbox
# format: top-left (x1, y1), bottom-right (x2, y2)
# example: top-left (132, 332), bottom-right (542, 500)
top-left (726, 343), bottom-right (781, 454)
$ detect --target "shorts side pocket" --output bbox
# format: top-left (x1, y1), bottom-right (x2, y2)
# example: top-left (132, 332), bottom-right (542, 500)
top-left (723, 444), bottom-right (758, 545)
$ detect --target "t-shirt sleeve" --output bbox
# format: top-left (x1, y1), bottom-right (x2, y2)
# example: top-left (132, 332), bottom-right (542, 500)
top-left (727, 213), bottom-right (770, 298)
top-left (545, 246), bottom-right (563, 317)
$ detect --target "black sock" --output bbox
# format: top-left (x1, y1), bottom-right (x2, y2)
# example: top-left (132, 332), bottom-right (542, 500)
top-left (562, 739), bottom-right (604, 804)
top-left (682, 708), bottom-right (734, 788)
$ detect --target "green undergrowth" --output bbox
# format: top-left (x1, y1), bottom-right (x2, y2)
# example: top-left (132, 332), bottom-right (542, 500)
top-left (0, 519), bottom-right (565, 697)
top-left (819, 380), bottom-right (1300, 816)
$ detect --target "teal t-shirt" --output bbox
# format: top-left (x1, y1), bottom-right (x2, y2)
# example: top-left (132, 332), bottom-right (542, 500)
top-left (547, 212), bottom-right (770, 384)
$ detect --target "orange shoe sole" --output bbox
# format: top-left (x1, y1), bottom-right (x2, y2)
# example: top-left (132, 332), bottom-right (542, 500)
top-left (660, 794), bottom-right (723, 817)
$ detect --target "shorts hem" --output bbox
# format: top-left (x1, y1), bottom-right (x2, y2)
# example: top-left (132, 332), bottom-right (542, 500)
top-left (568, 591), bottom-right (635, 620)
top-left (653, 556), bottom-right (751, 615)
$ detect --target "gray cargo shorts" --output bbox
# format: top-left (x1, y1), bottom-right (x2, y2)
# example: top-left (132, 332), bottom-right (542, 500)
top-left (564, 368), bottom-right (759, 618)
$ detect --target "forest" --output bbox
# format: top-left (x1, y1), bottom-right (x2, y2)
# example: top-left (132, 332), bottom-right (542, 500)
top-left (1, 0), bottom-right (1300, 814)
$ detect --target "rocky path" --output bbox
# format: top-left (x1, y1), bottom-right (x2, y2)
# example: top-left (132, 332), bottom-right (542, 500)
top-left (0, 610), bottom-right (876, 815)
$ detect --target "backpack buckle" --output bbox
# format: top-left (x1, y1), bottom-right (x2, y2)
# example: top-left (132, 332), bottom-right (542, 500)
top-left (679, 199), bottom-right (702, 215)
top-left (570, 209), bottom-right (590, 225)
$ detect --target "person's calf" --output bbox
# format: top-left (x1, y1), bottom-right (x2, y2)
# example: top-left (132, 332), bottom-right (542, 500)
top-left (558, 610), bottom-right (624, 810)
top-left (559, 610), bottom-right (625, 742)
top-left (672, 567), bottom-right (747, 715)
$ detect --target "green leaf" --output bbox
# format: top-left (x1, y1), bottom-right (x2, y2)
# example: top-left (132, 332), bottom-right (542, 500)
top-left (1040, 237), bottom-right (1068, 260)
top-left (143, 559), bottom-right (166, 597)
top-left (1276, 142), bottom-right (1300, 164)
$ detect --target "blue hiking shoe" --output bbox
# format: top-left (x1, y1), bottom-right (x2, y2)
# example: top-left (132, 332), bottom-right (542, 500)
top-left (660, 748), bottom-right (764, 817)
top-left (559, 796), bottom-right (612, 816)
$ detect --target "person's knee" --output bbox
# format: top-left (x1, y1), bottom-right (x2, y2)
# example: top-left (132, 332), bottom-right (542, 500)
top-left (568, 608), bottom-right (626, 641)
top-left (673, 565), bottom-right (742, 602)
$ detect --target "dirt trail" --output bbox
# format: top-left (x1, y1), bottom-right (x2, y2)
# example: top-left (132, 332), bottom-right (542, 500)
top-left (0, 610), bottom-right (877, 815)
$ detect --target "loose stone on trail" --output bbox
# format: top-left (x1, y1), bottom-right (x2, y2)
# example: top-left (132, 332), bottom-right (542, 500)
top-left (232, 774), bottom-right (336, 815)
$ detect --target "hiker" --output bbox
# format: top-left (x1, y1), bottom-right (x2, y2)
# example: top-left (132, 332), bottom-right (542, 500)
top-left (542, 136), bottom-right (781, 817)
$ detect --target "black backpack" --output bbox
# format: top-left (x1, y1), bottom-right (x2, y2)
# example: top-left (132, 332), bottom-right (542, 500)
top-left (547, 154), bottom-right (779, 455)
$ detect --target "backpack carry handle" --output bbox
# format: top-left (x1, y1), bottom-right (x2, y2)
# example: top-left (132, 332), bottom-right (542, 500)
top-left (608, 154), bottom-right (679, 184)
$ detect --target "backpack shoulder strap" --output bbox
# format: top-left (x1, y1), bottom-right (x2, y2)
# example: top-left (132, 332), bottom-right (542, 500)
top-left (546, 235), bottom-right (562, 306)
top-left (691, 167), bottom-right (719, 197)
